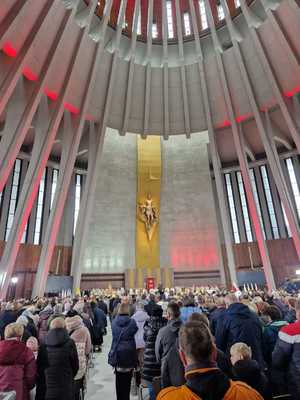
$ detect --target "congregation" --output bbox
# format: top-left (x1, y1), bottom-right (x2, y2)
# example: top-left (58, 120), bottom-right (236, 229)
top-left (0, 286), bottom-right (299, 400)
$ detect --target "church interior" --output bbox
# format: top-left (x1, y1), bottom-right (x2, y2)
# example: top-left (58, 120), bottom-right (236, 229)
top-left (0, 0), bottom-right (299, 298)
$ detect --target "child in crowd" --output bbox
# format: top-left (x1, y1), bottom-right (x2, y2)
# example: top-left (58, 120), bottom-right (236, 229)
top-left (230, 342), bottom-right (270, 399)
top-left (26, 336), bottom-right (39, 358)
top-left (26, 336), bottom-right (39, 400)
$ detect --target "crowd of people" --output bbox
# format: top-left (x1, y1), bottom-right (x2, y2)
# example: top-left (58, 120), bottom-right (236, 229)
top-left (0, 286), bottom-right (299, 400)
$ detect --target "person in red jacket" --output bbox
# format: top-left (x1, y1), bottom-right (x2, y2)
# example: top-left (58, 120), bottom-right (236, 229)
top-left (0, 322), bottom-right (37, 400)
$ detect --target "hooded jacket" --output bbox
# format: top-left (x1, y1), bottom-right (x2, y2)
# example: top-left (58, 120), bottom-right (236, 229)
top-left (155, 318), bottom-right (182, 363)
top-left (37, 328), bottom-right (79, 400)
top-left (232, 359), bottom-right (269, 399)
top-left (0, 339), bottom-right (36, 400)
top-left (215, 303), bottom-right (264, 367)
top-left (110, 315), bottom-right (138, 369)
top-left (157, 366), bottom-right (263, 400)
top-left (132, 309), bottom-right (149, 349)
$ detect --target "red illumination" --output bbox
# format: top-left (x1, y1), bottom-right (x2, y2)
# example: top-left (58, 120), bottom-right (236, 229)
top-left (284, 84), bottom-right (300, 98)
top-left (44, 88), bottom-right (58, 101)
top-left (22, 67), bottom-right (38, 81)
top-left (222, 120), bottom-right (231, 127)
top-left (236, 113), bottom-right (252, 123)
top-left (64, 102), bottom-right (79, 114)
top-left (2, 42), bottom-right (17, 57)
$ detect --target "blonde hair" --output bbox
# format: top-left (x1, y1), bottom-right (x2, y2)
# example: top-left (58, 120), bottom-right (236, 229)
top-left (230, 342), bottom-right (252, 360)
top-left (50, 317), bottom-right (66, 330)
top-left (4, 323), bottom-right (24, 339)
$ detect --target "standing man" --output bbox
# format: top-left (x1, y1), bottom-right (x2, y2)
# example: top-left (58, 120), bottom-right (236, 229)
top-left (155, 302), bottom-right (182, 363)
top-left (272, 299), bottom-right (300, 400)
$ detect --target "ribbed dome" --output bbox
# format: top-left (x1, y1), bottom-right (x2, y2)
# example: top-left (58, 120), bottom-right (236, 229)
top-left (87, 0), bottom-right (254, 44)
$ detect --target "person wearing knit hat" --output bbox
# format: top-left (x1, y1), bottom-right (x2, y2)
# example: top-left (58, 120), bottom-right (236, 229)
top-left (65, 315), bottom-right (92, 400)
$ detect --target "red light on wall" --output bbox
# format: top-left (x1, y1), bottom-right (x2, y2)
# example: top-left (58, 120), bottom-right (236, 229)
top-left (64, 102), bottom-right (79, 114)
top-left (284, 84), bottom-right (300, 98)
top-left (236, 114), bottom-right (251, 123)
top-left (2, 42), bottom-right (17, 57)
top-left (22, 67), bottom-right (38, 81)
top-left (222, 120), bottom-right (231, 127)
top-left (44, 87), bottom-right (58, 101)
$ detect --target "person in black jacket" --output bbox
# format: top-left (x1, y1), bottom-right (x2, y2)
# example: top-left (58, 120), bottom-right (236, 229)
top-left (109, 303), bottom-right (138, 400)
top-left (36, 317), bottom-right (79, 400)
top-left (155, 302), bottom-right (182, 364)
top-left (91, 301), bottom-right (107, 351)
top-left (208, 297), bottom-right (226, 336)
top-left (230, 342), bottom-right (270, 399)
top-left (272, 299), bottom-right (300, 400)
top-left (142, 305), bottom-right (167, 400)
top-left (144, 294), bottom-right (162, 317)
top-left (161, 312), bottom-right (232, 389)
top-left (97, 297), bottom-right (108, 315)
top-left (215, 294), bottom-right (265, 368)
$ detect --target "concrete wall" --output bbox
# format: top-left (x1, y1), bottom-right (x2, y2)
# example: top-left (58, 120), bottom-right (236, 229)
top-left (81, 129), bottom-right (137, 273)
top-left (160, 132), bottom-right (222, 272)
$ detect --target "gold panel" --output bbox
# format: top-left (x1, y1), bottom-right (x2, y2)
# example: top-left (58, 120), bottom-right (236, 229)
top-left (136, 136), bottom-right (161, 271)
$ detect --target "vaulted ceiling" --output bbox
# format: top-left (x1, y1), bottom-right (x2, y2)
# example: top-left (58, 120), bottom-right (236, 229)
top-left (0, 0), bottom-right (299, 166)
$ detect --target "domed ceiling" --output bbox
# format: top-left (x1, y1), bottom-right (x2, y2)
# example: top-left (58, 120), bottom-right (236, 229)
top-left (0, 0), bottom-right (299, 164)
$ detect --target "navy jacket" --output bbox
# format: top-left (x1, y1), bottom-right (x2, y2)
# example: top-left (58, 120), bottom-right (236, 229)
top-left (215, 303), bottom-right (264, 368)
top-left (209, 306), bottom-right (226, 336)
top-left (110, 315), bottom-right (138, 368)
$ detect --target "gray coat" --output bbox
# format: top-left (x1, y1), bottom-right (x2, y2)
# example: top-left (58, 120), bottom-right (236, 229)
top-left (155, 318), bottom-right (182, 363)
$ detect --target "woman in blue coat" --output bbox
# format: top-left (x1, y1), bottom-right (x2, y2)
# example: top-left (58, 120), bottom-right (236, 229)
top-left (109, 302), bottom-right (138, 400)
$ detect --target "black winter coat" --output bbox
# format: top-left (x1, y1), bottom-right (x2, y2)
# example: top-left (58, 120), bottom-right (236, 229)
top-left (161, 338), bottom-right (232, 389)
top-left (209, 307), bottom-right (226, 336)
top-left (110, 315), bottom-right (138, 369)
top-left (232, 359), bottom-right (270, 399)
top-left (0, 310), bottom-right (17, 338)
top-left (142, 316), bottom-right (167, 382)
top-left (36, 328), bottom-right (79, 400)
top-left (215, 303), bottom-right (265, 368)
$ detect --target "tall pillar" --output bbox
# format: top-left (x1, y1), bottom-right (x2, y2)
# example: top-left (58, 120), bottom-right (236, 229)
top-left (71, 0), bottom-right (128, 293)
top-left (0, 97), bottom-right (61, 298)
top-left (0, 5), bottom-right (78, 195)
top-left (71, 123), bottom-right (97, 288)
top-left (219, 0), bottom-right (300, 263)
top-left (188, 0), bottom-right (236, 285)
top-left (204, 0), bottom-right (276, 290)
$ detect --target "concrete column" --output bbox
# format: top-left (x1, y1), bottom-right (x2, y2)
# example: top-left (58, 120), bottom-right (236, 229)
top-left (204, 0), bottom-right (276, 290)
top-left (188, 0), bottom-right (236, 285)
top-left (0, 170), bottom-right (13, 240)
top-left (71, 123), bottom-right (97, 282)
top-left (0, 0), bottom-right (54, 116)
top-left (0, 5), bottom-right (77, 194)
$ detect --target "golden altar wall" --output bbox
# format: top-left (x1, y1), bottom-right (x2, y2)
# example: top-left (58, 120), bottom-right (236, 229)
top-left (136, 136), bottom-right (161, 275)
